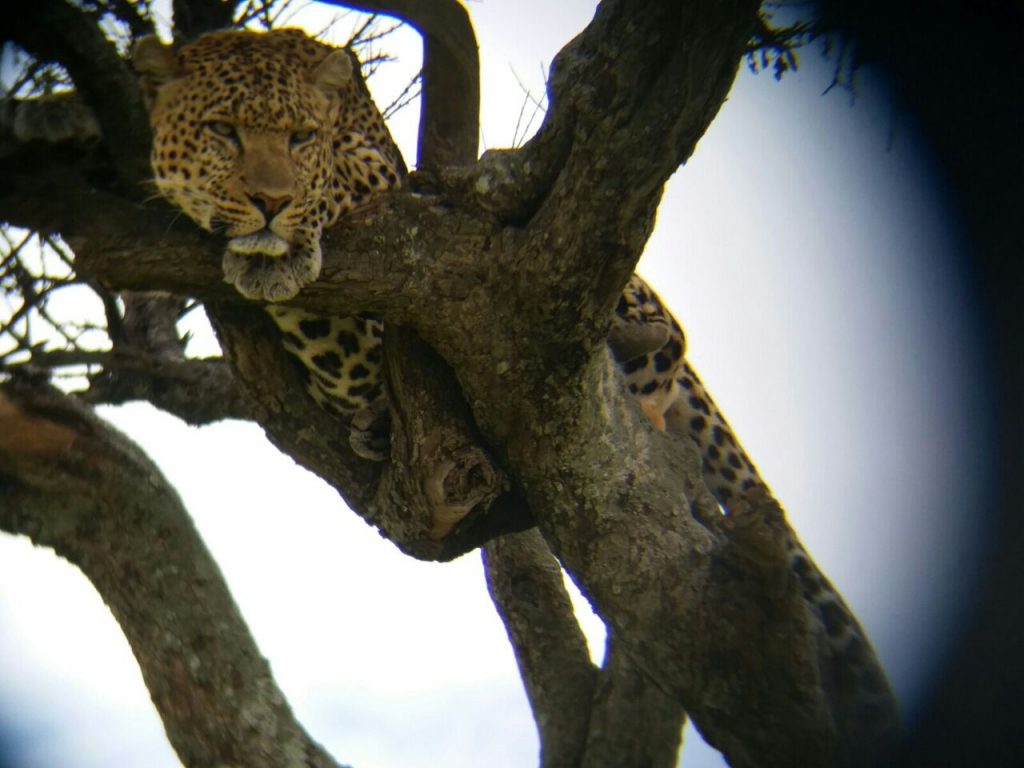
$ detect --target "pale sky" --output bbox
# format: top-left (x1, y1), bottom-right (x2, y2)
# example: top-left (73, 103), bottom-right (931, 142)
top-left (0, 2), bottom-right (990, 767)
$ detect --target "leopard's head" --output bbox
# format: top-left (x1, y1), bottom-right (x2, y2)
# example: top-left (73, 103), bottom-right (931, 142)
top-left (134, 28), bottom-right (403, 302)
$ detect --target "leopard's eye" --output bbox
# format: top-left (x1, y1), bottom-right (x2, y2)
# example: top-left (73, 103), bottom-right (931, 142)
top-left (290, 128), bottom-right (317, 147)
top-left (205, 121), bottom-right (237, 140)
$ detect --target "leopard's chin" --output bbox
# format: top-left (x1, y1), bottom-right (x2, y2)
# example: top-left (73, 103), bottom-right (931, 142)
top-left (227, 231), bottom-right (290, 258)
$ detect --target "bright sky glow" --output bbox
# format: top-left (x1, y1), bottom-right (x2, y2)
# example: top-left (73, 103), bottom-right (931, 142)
top-left (0, 2), bottom-right (990, 767)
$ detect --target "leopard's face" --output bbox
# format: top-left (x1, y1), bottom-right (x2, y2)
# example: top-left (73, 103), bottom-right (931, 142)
top-left (148, 60), bottom-right (334, 245)
top-left (134, 29), bottom-right (404, 301)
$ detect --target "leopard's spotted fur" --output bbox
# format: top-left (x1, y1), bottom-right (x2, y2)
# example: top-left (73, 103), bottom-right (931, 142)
top-left (134, 27), bottom-right (402, 433)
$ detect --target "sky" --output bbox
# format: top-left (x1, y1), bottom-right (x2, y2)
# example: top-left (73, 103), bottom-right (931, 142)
top-left (0, 2), bottom-right (992, 767)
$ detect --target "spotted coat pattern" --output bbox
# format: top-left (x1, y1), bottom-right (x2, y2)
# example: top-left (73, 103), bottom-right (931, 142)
top-left (613, 277), bottom-right (891, 722)
top-left (265, 307), bottom-right (385, 416)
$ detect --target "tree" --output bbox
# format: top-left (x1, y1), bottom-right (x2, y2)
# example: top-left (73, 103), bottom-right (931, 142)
top-left (0, 1), bottom-right (904, 767)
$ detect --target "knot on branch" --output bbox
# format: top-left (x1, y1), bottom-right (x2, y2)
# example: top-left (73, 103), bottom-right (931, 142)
top-left (422, 443), bottom-right (503, 540)
top-left (381, 325), bottom-right (514, 556)
top-left (0, 386), bottom-right (81, 465)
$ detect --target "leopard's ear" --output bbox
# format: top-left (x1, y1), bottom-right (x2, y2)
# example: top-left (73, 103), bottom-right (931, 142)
top-left (310, 49), bottom-right (353, 95)
top-left (132, 35), bottom-right (182, 107)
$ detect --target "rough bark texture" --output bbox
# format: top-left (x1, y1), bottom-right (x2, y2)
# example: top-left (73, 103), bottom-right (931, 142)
top-left (0, 0), bottom-right (904, 766)
top-left (582, 638), bottom-right (687, 768)
top-left (0, 382), bottom-right (343, 768)
top-left (484, 529), bottom-right (688, 768)
top-left (484, 529), bottom-right (599, 767)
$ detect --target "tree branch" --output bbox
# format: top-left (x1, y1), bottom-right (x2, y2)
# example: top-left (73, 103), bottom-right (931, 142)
top-left (2, 0), bottom-right (151, 190)
top-left (319, 0), bottom-right (480, 167)
top-left (79, 353), bottom-right (251, 424)
top-left (581, 638), bottom-right (686, 768)
top-left (0, 381), bottom-right (344, 768)
top-left (0, 1), bottom-right (900, 763)
top-left (484, 530), bottom-right (688, 768)
top-left (172, 0), bottom-right (241, 41)
top-left (483, 529), bottom-right (597, 766)
top-left (382, 324), bottom-right (532, 550)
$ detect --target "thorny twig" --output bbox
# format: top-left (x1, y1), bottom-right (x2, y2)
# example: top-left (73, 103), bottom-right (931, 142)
top-left (509, 64), bottom-right (547, 148)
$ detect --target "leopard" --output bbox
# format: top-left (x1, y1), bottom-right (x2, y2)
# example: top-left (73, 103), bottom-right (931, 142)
top-left (612, 277), bottom-right (897, 736)
top-left (132, 28), bottom-right (892, 727)
top-left (134, 28), bottom-right (402, 450)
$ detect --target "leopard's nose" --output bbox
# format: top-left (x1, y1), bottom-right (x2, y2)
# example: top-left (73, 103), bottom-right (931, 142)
top-left (248, 192), bottom-right (293, 219)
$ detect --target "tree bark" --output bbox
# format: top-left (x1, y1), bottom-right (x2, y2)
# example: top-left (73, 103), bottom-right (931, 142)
top-left (484, 529), bottom-right (688, 768)
top-left (0, 0), bottom-right (902, 765)
top-left (484, 529), bottom-right (598, 767)
top-left (0, 382), bottom-right (345, 768)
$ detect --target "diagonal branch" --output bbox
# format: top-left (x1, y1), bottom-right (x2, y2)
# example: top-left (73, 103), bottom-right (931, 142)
top-left (581, 637), bottom-right (686, 768)
top-left (0, 381), bottom-right (344, 768)
top-left (484, 529), bottom-right (598, 766)
top-left (484, 530), bottom-right (687, 768)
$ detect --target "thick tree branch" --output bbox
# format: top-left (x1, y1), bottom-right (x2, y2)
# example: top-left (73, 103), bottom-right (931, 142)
top-left (173, 0), bottom-right (241, 41)
top-left (484, 530), bottom-right (688, 768)
top-left (205, 298), bottom-right (534, 563)
top-left (0, 110), bottom-right (154, 237)
top-left (531, 0), bottom-right (757, 322)
top-left (2, 0), bottom-right (151, 190)
top-left (582, 638), bottom-right (686, 768)
top-left (320, 0), bottom-right (480, 167)
top-left (0, 382), bottom-right (344, 768)
top-left (483, 529), bottom-right (598, 766)
top-left (382, 325), bottom-right (532, 549)
top-left (0, 1), bottom-right (900, 764)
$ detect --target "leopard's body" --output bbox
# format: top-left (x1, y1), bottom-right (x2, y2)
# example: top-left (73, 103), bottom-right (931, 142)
top-left (265, 307), bottom-right (385, 417)
top-left (134, 29), bottom-right (886, 713)
top-left (612, 275), bottom-right (762, 504)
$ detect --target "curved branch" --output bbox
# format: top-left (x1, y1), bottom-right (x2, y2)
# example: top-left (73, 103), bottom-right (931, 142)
top-left (0, 382), bottom-right (343, 768)
top-left (319, 0), bottom-right (480, 167)
top-left (2, 0), bottom-right (151, 190)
